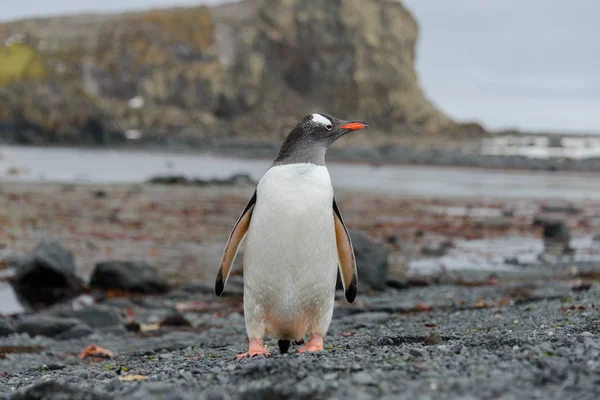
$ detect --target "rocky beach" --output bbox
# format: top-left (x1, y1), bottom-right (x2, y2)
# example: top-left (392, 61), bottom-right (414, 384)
top-left (1, 0), bottom-right (600, 398)
top-left (0, 177), bottom-right (599, 399)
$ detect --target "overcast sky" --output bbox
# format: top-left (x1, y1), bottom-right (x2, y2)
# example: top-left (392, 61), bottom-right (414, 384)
top-left (2, 0), bottom-right (599, 133)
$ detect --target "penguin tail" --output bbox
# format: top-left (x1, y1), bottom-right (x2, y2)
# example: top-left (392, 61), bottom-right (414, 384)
top-left (277, 339), bottom-right (291, 354)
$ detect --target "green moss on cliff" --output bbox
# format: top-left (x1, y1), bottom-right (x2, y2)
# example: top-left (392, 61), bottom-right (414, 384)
top-left (0, 43), bottom-right (46, 86)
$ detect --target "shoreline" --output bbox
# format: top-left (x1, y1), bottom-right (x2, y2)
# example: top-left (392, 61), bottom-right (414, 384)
top-left (3, 138), bottom-right (600, 174)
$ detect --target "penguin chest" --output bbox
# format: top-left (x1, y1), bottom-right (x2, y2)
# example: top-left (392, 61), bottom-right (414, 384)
top-left (243, 163), bottom-right (338, 299)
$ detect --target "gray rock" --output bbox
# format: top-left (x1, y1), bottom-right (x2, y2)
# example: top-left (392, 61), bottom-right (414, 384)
top-left (541, 220), bottom-right (571, 240)
top-left (352, 371), bottom-right (376, 385)
top-left (48, 304), bottom-right (122, 328)
top-left (16, 315), bottom-right (92, 339)
top-left (337, 230), bottom-right (388, 292)
top-left (11, 381), bottom-right (106, 400)
top-left (409, 348), bottom-right (425, 357)
top-left (73, 305), bottom-right (122, 328)
top-left (0, 318), bottom-right (15, 336)
top-left (90, 260), bottom-right (168, 294)
top-left (129, 382), bottom-right (194, 400)
top-left (12, 240), bottom-right (84, 306)
top-left (539, 342), bottom-right (553, 352)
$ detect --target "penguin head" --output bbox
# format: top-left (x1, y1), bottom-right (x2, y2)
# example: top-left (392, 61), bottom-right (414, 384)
top-left (273, 113), bottom-right (368, 165)
top-left (297, 113), bottom-right (368, 146)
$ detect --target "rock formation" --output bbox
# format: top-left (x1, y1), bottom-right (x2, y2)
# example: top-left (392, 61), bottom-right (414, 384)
top-left (0, 0), bottom-right (469, 146)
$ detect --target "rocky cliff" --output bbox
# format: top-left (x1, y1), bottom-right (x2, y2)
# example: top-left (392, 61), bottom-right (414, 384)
top-left (0, 0), bottom-right (474, 146)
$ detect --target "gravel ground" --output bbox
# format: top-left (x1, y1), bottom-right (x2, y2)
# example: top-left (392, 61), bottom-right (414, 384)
top-left (1, 182), bottom-right (600, 399)
top-left (1, 274), bottom-right (599, 399)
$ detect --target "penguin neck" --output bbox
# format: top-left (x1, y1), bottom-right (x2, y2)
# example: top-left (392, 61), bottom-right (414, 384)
top-left (272, 137), bottom-right (328, 167)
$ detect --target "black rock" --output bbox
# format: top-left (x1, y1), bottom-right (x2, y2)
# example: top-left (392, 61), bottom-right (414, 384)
top-left (0, 318), bottom-right (15, 337)
top-left (90, 260), bottom-right (168, 294)
top-left (542, 220), bottom-right (571, 241)
top-left (16, 315), bottom-right (92, 339)
top-left (92, 189), bottom-right (108, 198)
top-left (12, 381), bottom-right (106, 400)
top-left (12, 240), bottom-right (85, 306)
top-left (387, 279), bottom-right (410, 290)
top-left (337, 231), bottom-right (389, 292)
top-left (160, 313), bottom-right (192, 328)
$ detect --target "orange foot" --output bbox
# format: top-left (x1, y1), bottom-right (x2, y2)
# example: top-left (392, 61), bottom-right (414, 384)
top-left (236, 338), bottom-right (270, 360)
top-left (298, 334), bottom-right (324, 353)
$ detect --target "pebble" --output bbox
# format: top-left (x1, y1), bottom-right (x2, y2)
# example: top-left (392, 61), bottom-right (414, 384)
top-left (7, 377), bottom-right (20, 385)
top-left (106, 377), bottom-right (123, 391)
top-left (352, 371), bottom-right (376, 385)
top-left (410, 348), bottom-right (425, 357)
top-left (540, 342), bottom-right (553, 352)
top-left (350, 363), bottom-right (363, 372)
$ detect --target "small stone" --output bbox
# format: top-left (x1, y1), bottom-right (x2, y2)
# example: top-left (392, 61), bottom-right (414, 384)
top-left (179, 370), bottom-right (193, 380)
top-left (352, 371), bottom-right (376, 385)
top-left (540, 342), bottom-right (552, 352)
top-left (323, 373), bottom-right (338, 381)
top-left (8, 377), bottom-right (20, 385)
top-left (424, 332), bottom-right (442, 346)
top-left (410, 348), bottom-right (425, 357)
top-left (350, 363), bottom-right (362, 372)
top-left (106, 377), bottom-right (123, 391)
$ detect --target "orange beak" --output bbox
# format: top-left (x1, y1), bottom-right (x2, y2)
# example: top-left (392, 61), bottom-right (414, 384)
top-left (340, 121), bottom-right (368, 131)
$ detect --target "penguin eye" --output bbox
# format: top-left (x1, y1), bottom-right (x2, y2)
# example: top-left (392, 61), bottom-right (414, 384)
top-left (325, 124), bottom-right (333, 131)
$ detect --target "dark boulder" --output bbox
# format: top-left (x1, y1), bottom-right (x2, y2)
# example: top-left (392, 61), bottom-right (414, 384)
top-left (337, 231), bottom-right (389, 292)
top-left (542, 220), bottom-right (571, 241)
top-left (90, 260), bottom-right (168, 294)
top-left (47, 304), bottom-right (122, 328)
top-left (0, 318), bottom-right (16, 337)
top-left (12, 240), bottom-right (85, 306)
top-left (534, 218), bottom-right (572, 256)
top-left (16, 315), bottom-right (92, 339)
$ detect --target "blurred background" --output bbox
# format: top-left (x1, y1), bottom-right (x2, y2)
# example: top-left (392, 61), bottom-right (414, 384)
top-left (1, 0), bottom-right (600, 313)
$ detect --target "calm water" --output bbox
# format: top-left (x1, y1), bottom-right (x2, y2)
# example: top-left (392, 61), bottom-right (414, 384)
top-left (2, 145), bottom-right (600, 200)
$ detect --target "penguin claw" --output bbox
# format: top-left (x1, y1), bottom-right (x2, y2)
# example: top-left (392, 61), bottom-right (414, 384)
top-left (298, 334), bottom-right (324, 353)
top-left (236, 338), bottom-right (270, 360)
top-left (236, 349), bottom-right (270, 360)
top-left (298, 344), bottom-right (323, 353)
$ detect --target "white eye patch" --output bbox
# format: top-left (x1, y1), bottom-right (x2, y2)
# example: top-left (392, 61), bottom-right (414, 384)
top-left (311, 113), bottom-right (332, 127)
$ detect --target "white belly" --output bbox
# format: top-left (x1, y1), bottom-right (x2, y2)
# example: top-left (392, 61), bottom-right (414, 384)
top-left (243, 163), bottom-right (338, 339)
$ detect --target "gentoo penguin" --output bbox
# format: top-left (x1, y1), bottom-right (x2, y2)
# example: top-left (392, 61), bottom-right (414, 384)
top-left (215, 113), bottom-right (367, 359)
